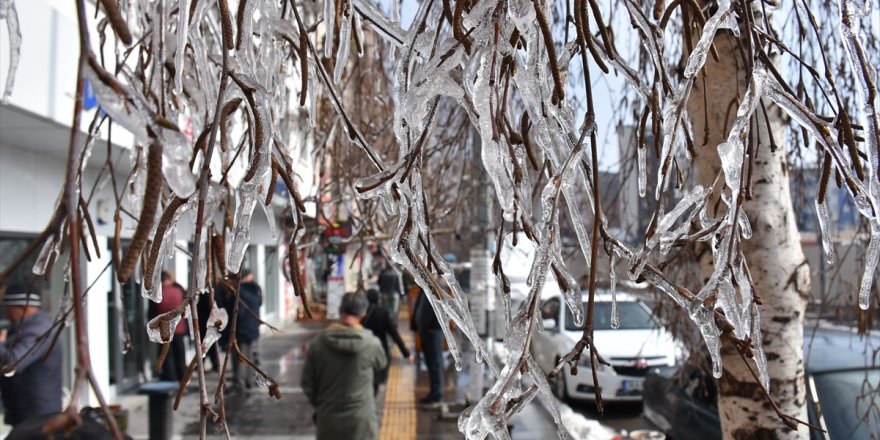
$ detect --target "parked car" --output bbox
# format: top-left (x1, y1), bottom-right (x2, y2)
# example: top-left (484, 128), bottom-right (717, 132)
top-left (530, 291), bottom-right (680, 402)
top-left (643, 327), bottom-right (880, 439)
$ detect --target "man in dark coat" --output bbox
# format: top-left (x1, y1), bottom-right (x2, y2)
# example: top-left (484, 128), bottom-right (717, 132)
top-left (302, 292), bottom-right (387, 440)
top-left (0, 283), bottom-right (62, 427)
top-left (229, 269), bottom-right (262, 390)
top-left (361, 289), bottom-right (412, 394)
top-left (411, 288), bottom-right (444, 406)
top-left (377, 264), bottom-right (402, 318)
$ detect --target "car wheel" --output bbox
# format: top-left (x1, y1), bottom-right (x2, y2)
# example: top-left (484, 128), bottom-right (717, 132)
top-left (551, 357), bottom-right (568, 400)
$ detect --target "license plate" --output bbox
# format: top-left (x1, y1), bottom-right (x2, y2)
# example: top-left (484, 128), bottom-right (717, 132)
top-left (622, 380), bottom-right (643, 392)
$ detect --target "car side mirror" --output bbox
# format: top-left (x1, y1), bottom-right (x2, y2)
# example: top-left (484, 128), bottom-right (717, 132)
top-left (542, 318), bottom-right (558, 332)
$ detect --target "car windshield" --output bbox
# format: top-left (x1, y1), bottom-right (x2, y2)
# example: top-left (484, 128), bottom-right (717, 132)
top-left (564, 301), bottom-right (656, 331)
top-left (812, 369), bottom-right (880, 439)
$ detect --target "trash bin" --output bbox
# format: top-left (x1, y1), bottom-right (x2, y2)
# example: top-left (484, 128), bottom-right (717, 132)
top-left (138, 381), bottom-right (179, 440)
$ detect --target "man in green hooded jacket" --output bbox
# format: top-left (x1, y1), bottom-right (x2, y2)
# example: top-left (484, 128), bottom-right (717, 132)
top-left (302, 292), bottom-right (388, 440)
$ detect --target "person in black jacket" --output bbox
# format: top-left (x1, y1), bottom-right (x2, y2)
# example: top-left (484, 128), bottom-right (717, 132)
top-left (410, 288), bottom-right (444, 405)
top-left (361, 289), bottom-right (412, 395)
top-left (197, 291), bottom-right (221, 372)
top-left (226, 269), bottom-right (263, 391)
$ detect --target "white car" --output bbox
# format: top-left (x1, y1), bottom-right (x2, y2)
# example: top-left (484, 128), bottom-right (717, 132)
top-left (530, 291), bottom-right (679, 402)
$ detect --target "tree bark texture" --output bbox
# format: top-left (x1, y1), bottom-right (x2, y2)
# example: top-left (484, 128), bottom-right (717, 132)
top-left (688, 33), bottom-right (811, 439)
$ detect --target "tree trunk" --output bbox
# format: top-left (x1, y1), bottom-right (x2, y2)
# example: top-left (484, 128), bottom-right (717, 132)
top-left (688, 33), bottom-right (811, 439)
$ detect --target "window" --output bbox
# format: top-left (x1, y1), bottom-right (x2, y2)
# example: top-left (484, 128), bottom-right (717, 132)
top-left (565, 301), bottom-right (657, 331)
top-left (541, 298), bottom-right (561, 329)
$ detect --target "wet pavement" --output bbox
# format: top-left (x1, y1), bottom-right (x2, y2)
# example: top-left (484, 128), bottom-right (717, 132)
top-left (121, 318), bottom-right (618, 439)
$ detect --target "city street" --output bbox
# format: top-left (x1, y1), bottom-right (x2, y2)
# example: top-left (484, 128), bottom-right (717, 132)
top-left (119, 319), bottom-right (625, 440)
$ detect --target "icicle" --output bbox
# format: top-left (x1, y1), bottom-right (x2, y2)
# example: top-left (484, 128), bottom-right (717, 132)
top-left (350, 0), bottom-right (405, 47)
top-left (858, 223), bottom-right (879, 310)
top-left (195, 232), bottom-right (209, 293)
top-left (647, 185), bottom-right (708, 250)
top-left (737, 208), bottom-right (752, 240)
top-left (638, 145), bottom-right (647, 198)
top-left (201, 305), bottom-right (228, 354)
top-left (260, 197), bottom-right (277, 239)
top-left (690, 306), bottom-right (722, 378)
top-left (334, 13), bottom-right (352, 83)
top-left (0, 0), bottom-right (21, 104)
top-left (610, 253), bottom-right (619, 329)
top-left (174, 0), bottom-right (191, 95)
top-left (815, 199), bottom-right (836, 264)
top-left (307, 63), bottom-right (318, 128)
top-left (733, 259), bottom-right (753, 340)
top-left (32, 238), bottom-right (59, 277)
top-left (750, 304), bottom-right (770, 391)
top-left (227, 101), bottom-right (271, 272)
top-left (323, 0), bottom-right (336, 58)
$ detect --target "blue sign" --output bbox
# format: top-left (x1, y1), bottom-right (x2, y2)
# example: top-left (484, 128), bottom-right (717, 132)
top-left (83, 78), bottom-right (98, 110)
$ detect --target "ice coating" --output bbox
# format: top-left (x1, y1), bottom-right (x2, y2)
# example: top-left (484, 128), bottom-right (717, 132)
top-left (85, 67), bottom-right (150, 141)
top-left (154, 126), bottom-right (197, 197)
top-left (352, 0), bottom-right (405, 47)
top-left (201, 305), bottom-right (228, 354)
top-left (638, 145), bottom-right (647, 198)
top-left (50, 0), bottom-right (880, 436)
top-left (0, 0), bottom-right (21, 104)
top-left (146, 312), bottom-right (182, 344)
top-left (253, 373), bottom-right (271, 390)
top-left (610, 254), bottom-right (619, 329)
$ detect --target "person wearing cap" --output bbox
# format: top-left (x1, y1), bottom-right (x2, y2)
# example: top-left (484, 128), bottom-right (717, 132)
top-left (361, 289), bottom-right (412, 395)
top-left (301, 292), bottom-right (387, 440)
top-left (0, 282), bottom-right (62, 427)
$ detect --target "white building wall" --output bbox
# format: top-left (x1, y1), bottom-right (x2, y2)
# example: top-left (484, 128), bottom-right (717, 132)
top-left (86, 237), bottom-right (113, 405)
top-left (0, 145), bottom-right (66, 234)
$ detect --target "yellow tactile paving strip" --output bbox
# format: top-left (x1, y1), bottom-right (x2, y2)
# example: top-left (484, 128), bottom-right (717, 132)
top-left (378, 312), bottom-right (417, 440)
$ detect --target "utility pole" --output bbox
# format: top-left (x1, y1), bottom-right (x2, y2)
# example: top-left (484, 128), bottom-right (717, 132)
top-left (466, 128), bottom-right (496, 403)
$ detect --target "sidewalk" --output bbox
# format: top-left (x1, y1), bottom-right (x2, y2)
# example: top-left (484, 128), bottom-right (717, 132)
top-left (117, 315), bottom-right (574, 439)
top-left (122, 321), bottom-right (324, 440)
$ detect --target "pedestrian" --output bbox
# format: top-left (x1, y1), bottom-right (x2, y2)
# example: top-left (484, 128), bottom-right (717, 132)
top-left (149, 271), bottom-right (188, 382)
top-left (377, 263), bottom-right (402, 318)
top-left (196, 292), bottom-right (221, 372)
top-left (229, 269), bottom-right (262, 390)
top-left (410, 288), bottom-right (444, 406)
top-left (361, 289), bottom-right (413, 395)
top-left (302, 292), bottom-right (387, 440)
top-left (0, 283), bottom-right (62, 427)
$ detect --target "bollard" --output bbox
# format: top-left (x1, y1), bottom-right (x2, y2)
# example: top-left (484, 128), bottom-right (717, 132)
top-left (138, 381), bottom-right (180, 440)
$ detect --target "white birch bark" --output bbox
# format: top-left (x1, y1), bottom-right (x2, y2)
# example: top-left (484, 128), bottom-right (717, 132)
top-left (689, 34), bottom-right (811, 439)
